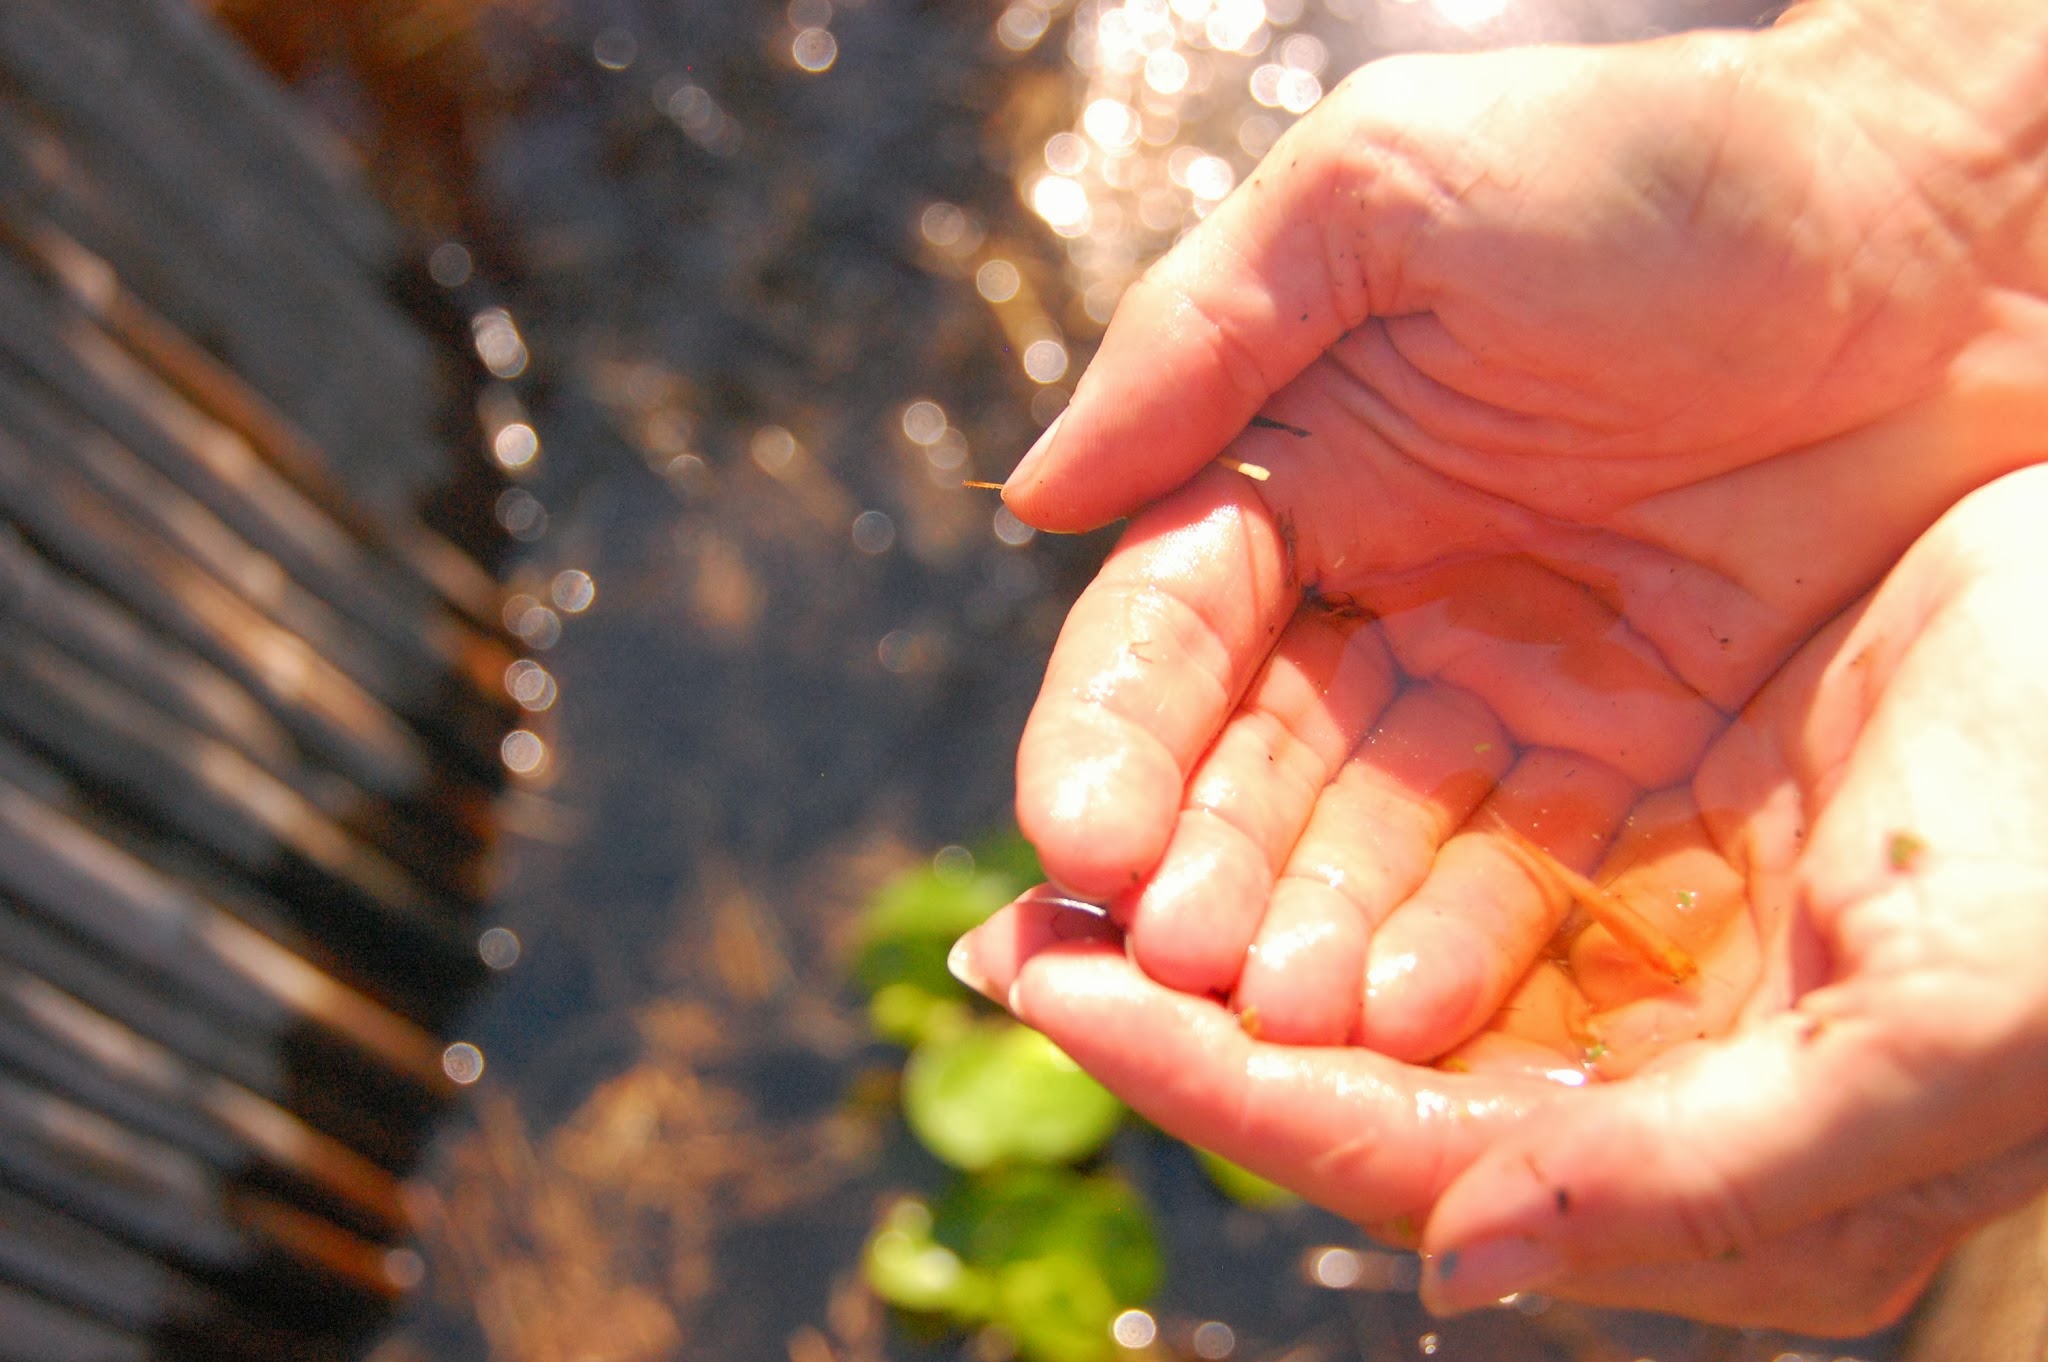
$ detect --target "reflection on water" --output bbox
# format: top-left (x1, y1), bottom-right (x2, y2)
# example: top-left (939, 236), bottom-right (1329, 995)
top-left (231, 0), bottom-right (1901, 1358)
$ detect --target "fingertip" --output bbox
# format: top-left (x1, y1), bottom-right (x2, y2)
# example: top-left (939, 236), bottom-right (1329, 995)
top-left (1359, 938), bottom-right (1491, 1063)
top-left (947, 932), bottom-right (1002, 1006)
top-left (955, 892), bottom-right (1127, 1010)
top-left (1016, 709), bottom-right (1184, 903)
top-left (1122, 815), bottom-right (1277, 997)
top-left (1231, 882), bottom-right (1368, 1046)
top-left (1419, 1236), bottom-right (1563, 1316)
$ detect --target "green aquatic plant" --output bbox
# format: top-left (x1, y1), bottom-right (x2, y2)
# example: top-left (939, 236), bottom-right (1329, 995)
top-left (850, 830), bottom-right (1292, 1362)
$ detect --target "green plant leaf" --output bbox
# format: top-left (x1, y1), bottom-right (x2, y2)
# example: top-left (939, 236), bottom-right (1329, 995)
top-left (903, 1022), bottom-right (1125, 1171)
top-left (1194, 1148), bottom-right (1298, 1208)
top-left (995, 1254), bottom-right (1121, 1362)
top-left (867, 982), bottom-right (970, 1049)
top-left (936, 1166), bottom-right (1161, 1304)
top-left (967, 828), bottom-right (1043, 889)
top-left (852, 853), bottom-right (1031, 1004)
top-left (862, 1198), bottom-right (995, 1319)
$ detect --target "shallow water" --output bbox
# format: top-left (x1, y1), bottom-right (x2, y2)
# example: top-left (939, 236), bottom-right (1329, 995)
top-left (261, 1), bottom-right (1914, 1358)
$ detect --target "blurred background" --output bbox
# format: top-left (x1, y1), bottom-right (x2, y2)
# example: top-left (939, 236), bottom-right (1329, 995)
top-left (7, 0), bottom-right (1968, 1360)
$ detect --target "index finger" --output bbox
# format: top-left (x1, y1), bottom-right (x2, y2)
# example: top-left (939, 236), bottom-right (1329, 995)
top-left (1016, 469), bottom-right (1297, 900)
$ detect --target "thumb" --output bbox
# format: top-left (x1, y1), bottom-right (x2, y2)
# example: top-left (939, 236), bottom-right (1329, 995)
top-left (1000, 61), bottom-right (1440, 532)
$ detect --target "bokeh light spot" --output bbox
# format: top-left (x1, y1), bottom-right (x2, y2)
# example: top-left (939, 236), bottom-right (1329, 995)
top-left (505, 659), bottom-right (558, 711)
top-left (427, 242), bottom-right (472, 288)
top-left (442, 1042), bottom-right (485, 1084)
top-left (1309, 1246), bottom-right (1362, 1288)
top-left (1144, 48), bottom-right (1191, 95)
top-left (933, 845), bottom-right (976, 883)
top-left (976, 259), bottom-right (1022, 303)
top-left (792, 27), bottom-right (839, 72)
top-left (471, 308), bottom-right (529, 379)
top-left (478, 927), bottom-right (523, 970)
top-left (501, 730), bottom-right (547, 775)
top-left (1083, 98), bottom-right (1138, 151)
top-left (592, 26), bottom-right (637, 70)
top-left (852, 509), bottom-right (897, 554)
top-left (1187, 154), bottom-right (1236, 201)
top-left (1022, 339), bottom-right (1069, 383)
top-left (496, 488), bottom-right (547, 541)
top-left (493, 421), bottom-right (539, 470)
top-left (997, 5), bottom-right (1050, 49)
top-left (1044, 131), bottom-right (1089, 176)
top-left (1111, 1309), bottom-right (1157, 1348)
top-left (751, 426), bottom-right (800, 473)
top-left (551, 569), bottom-right (596, 613)
top-left (1032, 175), bottom-right (1091, 233)
top-left (1193, 1322), bottom-right (1236, 1359)
top-left (993, 506), bottom-right (1036, 547)
top-left (902, 399), bottom-right (948, 445)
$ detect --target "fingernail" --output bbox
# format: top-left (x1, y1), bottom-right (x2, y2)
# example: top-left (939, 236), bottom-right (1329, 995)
top-left (947, 934), bottom-right (1000, 1005)
top-left (1005, 410), bottom-right (1065, 491)
top-left (1423, 1238), bottom-right (1561, 1314)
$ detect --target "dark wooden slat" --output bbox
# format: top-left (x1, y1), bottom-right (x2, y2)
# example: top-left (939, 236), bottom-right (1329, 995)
top-left (0, 407), bottom-right (458, 793)
top-left (0, 755), bottom-right (454, 1093)
top-left (0, 248), bottom-right (465, 714)
top-left (0, 622), bottom-right (476, 957)
top-left (0, 1185), bottom-right (325, 1362)
top-left (0, 957), bottom-right (409, 1235)
top-left (10, 214), bottom-right (504, 631)
top-left (0, 527), bottom-right (493, 903)
top-left (0, 893), bottom-right (431, 1171)
top-left (72, 0), bottom-right (398, 273)
top-left (0, 1279), bottom-right (150, 1362)
top-left (0, 1071), bottom-right (402, 1306)
top-left (0, 0), bottom-right (448, 504)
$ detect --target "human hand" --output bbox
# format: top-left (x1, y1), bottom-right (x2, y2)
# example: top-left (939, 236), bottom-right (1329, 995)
top-left (954, 461), bottom-right (2048, 1333)
top-left (1002, 0), bottom-right (2048, 1057)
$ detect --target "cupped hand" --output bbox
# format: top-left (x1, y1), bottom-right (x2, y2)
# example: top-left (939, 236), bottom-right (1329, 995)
top-left (956, 460), bottom-right (2048, 1332)
top-left (1004, 0), bottom-right (2048, 1058)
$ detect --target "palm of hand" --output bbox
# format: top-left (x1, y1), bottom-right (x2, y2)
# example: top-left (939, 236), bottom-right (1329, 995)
top-left (975, 487), bottom-right (2048, 1328)
top-left (1011, 28), bottom-right (2048, 1063)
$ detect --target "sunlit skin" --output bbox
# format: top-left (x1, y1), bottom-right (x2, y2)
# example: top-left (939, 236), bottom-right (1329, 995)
top-left (953, 0), bottom-right (2048, 1334)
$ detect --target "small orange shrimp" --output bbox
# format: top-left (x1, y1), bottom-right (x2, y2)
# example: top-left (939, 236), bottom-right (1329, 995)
top-left (1485, 812), bottom-right (1699, 985)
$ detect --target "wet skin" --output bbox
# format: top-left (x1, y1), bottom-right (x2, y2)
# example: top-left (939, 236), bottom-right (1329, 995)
top-left (957, 0), bottom-right (2048, 1334)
